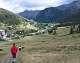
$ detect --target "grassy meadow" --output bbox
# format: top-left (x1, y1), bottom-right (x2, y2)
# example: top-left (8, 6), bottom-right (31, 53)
top-left (0, 28), bottom-right (80, 63)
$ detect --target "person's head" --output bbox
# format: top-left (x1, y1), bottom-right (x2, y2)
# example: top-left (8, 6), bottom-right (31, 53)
top-left (13, 43), bottom-right (16, 46)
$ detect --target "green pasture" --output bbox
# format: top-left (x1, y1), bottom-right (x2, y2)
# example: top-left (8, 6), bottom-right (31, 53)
top-left (0, 28), bottom-right (80, 63)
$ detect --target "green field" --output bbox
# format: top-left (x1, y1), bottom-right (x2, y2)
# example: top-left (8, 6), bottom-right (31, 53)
top-left (0, 33), bottom-right (80, 63)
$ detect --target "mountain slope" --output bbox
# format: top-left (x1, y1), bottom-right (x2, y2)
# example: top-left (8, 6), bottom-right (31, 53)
top-left (36, 0), bottom-right (80, 23)
top-left (36, 7), bottom-right (64, 23)
top-left (0, 8), bottom-right (38, 30)
top-left (61, 11), bottom-right (80, 24)
top-left (18, 10), bottom-right (40, 20)
top-left (58, 0), bottom-right (80, 23)
top-left (0, 8), bottom-right (26, 25)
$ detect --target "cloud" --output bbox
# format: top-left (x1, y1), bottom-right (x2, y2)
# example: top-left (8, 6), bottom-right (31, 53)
top-left (0, 0), bottom-right (76, 13)
top-left (0, 0), bottom-right (25, 13)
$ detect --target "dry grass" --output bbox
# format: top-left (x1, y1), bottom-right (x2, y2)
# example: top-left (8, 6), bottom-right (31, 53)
top-left (18, 33), bottom-right (80, 63)
top-left (1, 32), bottom-right (80, 63)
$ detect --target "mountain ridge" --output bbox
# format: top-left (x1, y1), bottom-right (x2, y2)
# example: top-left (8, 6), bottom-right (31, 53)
top-left (36, 0), bottom-right (80, 23)
top-left (19, 0), bottom-right (80, 23)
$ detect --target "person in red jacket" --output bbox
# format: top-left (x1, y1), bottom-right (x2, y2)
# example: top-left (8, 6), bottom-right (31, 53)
top-left (11, 43), bottom-right (18, 59)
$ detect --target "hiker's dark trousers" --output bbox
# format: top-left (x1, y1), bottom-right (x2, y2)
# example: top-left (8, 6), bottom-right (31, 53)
top-left (12, 53), bottom-right (16, 58)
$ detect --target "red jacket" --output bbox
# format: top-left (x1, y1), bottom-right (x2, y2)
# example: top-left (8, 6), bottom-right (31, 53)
top-left (11, 45), bottom-right (18, 54)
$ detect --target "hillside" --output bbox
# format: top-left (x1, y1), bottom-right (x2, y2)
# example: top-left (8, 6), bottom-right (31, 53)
top-left (18, 10), bottom-right (40, 20)
top-left (0, 8), bottom-right (38, 30)
top-left (36, 0), bottom-right (80, 23)
top-left (36, 7), bottom-right (63, 23)
top-left (0, 8), bottom-right (22, 25)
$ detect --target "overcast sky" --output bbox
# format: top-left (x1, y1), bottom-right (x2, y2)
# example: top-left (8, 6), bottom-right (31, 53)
top-left (0, 0), bottom-right (76, 13)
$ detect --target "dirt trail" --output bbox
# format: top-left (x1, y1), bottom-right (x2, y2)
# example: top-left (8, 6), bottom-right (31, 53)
top-left (23, 47), bottom-right (33, 63)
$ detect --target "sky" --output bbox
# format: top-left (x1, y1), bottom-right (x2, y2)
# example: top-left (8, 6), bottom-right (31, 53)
top-left (0, 0), bottom-right (76, 13)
